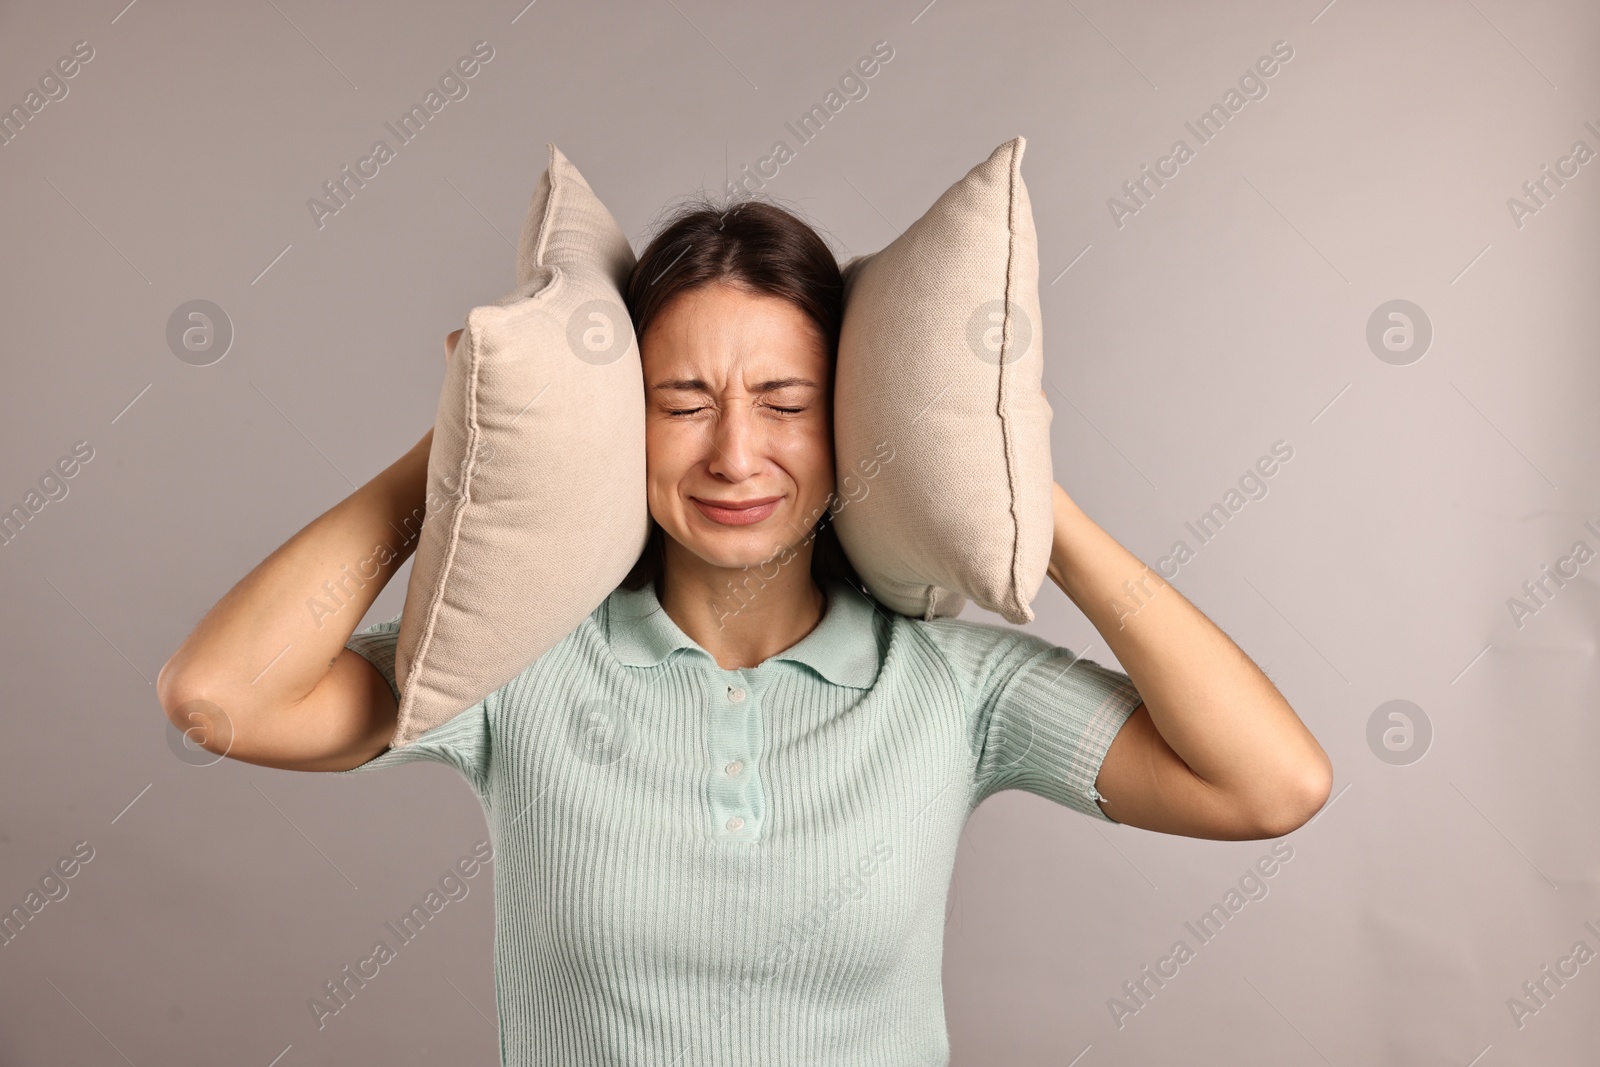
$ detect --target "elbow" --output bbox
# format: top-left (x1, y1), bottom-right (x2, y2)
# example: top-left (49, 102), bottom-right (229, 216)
top-left (155, 656), bottom-right (199, 731)
top-left (1246, 750), bottom-right (1334, 840)
top-left (155, 655), bottom-right (182, 719)
top-left (156, 662), bottom-right (238, 760)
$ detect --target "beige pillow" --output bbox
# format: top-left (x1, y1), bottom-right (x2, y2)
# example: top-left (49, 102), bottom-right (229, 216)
top-left (391, 143), bottom-right (648, 746)
top-left (833, 136), bottom-right (1051, 625)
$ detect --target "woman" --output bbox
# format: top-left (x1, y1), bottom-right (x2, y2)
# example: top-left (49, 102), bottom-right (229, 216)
top-left (158, 198), bottom-right (1331, 1065)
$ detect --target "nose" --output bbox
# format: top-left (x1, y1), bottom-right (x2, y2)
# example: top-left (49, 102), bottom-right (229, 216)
top-left (704, 398), bottom-right (761, 482)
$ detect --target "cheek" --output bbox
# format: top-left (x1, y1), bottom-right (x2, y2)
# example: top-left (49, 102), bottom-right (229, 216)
top-left (643, 430), bottom-right (669, 497)
top-left (803, 415), bottom-right (835, 463)
top-left (645, 423), bottom-right (687, 472)
top-left (784, 421), bottom-right (835, 486)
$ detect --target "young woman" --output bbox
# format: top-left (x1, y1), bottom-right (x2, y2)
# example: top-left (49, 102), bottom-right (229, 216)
top-left (158, 198), bottom-right (1331, 1065)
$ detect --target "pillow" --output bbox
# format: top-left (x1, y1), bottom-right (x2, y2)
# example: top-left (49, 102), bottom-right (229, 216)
top-left (391, 143), bottom-right (648, 746)
top-left (833, 136), bottom-right (1051, 625)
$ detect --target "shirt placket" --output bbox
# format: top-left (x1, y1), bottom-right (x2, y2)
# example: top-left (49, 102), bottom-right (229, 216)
top-left (707, 668), bottom-right (766, 842)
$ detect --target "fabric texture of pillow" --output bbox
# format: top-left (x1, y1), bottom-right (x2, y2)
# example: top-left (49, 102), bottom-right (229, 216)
top-left (390, 143), bottom-right (648, 746)
top-left (833, 135), bottom-right (1052, 625)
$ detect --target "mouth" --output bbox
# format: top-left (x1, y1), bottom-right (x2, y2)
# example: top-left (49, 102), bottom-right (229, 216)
top-left (691, 495), bottom-right (782, 526)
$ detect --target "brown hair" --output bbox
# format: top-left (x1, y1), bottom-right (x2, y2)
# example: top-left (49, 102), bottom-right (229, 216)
top-left (618, 194), bottom-right (860, 597)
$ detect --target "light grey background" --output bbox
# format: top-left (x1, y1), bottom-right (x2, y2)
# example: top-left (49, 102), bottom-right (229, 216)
top-left (3, 0), bottom-right (1597, 1064)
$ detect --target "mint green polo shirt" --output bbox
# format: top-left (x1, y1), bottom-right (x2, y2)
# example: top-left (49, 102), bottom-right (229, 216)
top-left (338, 574), bottom-right (1142, 1066)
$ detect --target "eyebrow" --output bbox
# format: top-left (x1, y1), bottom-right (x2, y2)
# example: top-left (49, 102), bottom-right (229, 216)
top-left (651, 377), bottom-right (821, 394)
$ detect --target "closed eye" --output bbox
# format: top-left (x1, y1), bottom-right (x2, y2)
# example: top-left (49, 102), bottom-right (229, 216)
top-left (664, 405), bottom-right (806, 417)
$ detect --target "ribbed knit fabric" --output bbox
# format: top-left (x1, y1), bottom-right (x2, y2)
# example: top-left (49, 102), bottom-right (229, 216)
top-left (339, 574), bottom-right (1143, 1066)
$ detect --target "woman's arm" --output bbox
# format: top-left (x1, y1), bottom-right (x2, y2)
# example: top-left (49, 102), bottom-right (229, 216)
top-left (1047, 482), bottom-right (1332, 840)
top-left (155, 429), bottom-right (432, 771)
top-left (156, 331), bottom-right (460, 772)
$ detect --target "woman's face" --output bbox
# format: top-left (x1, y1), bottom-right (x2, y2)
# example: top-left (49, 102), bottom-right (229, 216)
top-left (640, 281), bottom-right (835, 577)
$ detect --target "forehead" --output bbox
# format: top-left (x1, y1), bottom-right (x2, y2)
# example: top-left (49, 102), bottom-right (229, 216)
top-left (640, 283), bottom-right (827, 384)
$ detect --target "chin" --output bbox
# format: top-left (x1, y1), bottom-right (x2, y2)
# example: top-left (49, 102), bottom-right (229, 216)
top-left (677, 527), bottom-right (787, 572)
top-left (691, 539), bottom-right (783, 572)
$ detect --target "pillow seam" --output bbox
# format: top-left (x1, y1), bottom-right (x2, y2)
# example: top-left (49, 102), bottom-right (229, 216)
top-left (998, 138), bottom-right (1028, 623)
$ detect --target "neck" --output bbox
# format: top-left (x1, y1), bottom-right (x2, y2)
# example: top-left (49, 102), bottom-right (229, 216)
top-left (658, 540), bottom-right (827, 671)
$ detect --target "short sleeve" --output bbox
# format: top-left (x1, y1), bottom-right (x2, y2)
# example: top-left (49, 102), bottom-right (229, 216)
top-left (336, 615), bottom-right (494, 798)
top-left (924, 619), bottom-right (1143, 822)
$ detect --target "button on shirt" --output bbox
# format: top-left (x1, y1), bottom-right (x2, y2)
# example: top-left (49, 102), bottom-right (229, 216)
top-left (339, 574), bottom-right (1144, 1067)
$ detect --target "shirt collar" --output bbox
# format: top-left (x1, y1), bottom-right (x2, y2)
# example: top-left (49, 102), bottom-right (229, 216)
top-left (603, 574), bottom-right (883, 689)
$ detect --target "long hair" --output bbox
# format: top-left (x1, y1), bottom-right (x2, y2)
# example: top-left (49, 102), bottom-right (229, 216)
top-left (618, 194), bottom-right (860, 596)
